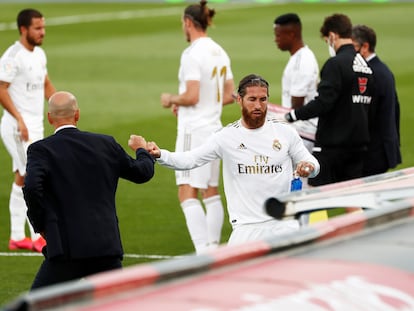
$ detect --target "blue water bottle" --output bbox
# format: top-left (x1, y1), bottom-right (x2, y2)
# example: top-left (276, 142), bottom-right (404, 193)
top-left (290, 172), bottom-right (302, 192)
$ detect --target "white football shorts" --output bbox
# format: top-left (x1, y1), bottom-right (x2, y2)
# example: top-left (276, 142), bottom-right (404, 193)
top-left (174, 128), bottom-right (220, 189)
top-left (227, 219), bottom-right (300, 246)
top-left (1, 116), bottom-right (43, 176)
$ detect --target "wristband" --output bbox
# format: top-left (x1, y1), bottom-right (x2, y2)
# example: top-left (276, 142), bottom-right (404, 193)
top-left (285, 112), bottom-right (294, 123)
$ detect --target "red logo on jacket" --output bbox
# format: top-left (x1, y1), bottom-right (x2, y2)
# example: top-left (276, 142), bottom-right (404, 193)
top-left (358, 77), bottom-right (368, 94)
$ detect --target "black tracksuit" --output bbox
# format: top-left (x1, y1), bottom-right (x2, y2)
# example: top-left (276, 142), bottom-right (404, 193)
top-left (293, 44), bottom-right (375, 186)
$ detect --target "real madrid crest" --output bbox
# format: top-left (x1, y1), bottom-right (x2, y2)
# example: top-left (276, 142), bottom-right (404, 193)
top-left (272, 139), bottom-right (282, 151)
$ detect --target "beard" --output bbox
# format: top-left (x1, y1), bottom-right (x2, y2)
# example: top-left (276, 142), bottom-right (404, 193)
top-left (242, 106), bottom-right (266, 129)
top-left (26, 33), bottom-right (43, 47)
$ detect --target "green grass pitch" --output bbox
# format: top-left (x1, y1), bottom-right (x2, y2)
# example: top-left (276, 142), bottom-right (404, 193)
top-left (0, 1), bottom-right (413, 305)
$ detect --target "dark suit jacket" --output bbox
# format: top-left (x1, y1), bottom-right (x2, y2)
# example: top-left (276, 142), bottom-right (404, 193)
top-left (364, 56), bottom-right (402, 175)
top-left (23, 127), bottom-right (155, 260)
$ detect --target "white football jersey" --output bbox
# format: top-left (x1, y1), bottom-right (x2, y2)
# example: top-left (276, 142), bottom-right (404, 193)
top-left (158, 118), bottom-right (319, 228)
top-left (0, 41), bottom-right (47, 130)
top-left (177, 37), bottom-right (233, 132)
top-left (281, 45), bottom-right (319, 108)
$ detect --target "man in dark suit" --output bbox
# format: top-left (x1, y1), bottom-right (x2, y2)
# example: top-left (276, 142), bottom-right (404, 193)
top-left (352, 25), bottom-right (402, 176)
top-left (23, 91), bottom-right (155, 290)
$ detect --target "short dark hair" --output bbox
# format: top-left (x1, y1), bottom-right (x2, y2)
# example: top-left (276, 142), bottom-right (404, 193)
top-left (320, 13), bottom-right (352, 38)
top-left (237, 74), bottom-right (269, 97)
top-left (17, 8), bottom-right (43, 34)
top-left (274, 13), bottom-right (301, 26)
top-left (352, 24), bottom-right (377, 53)
top-left (184, 0), bottom-right (215, 31)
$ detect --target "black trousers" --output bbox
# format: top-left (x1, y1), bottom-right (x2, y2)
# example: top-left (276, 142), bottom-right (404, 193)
top-left (30, 256), bottom-right (122, 290)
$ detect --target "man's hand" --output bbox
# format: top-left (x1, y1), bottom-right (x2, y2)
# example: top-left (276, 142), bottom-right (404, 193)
top-left (161, 93), bottom-right (173, 108)
top-left (17, 118), bottom-right (29, 141)
top-left (295, 161), bottom-right (315, 177)
top-left (161, 93), bottom-right (178, 116)
top-left (128, 135), bottom-right (147, 151)
top-left (146, 141), bottom-right (161, 158)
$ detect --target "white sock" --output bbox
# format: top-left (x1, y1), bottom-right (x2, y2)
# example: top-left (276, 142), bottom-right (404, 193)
top-left (181, 198), bottom-right (208, 254)
top-left (203, 195), bottom-right (224, 246)
top-left (9, 183), bottom-right (27, 241)
top-left (28, 220), bottom-right (41, 241)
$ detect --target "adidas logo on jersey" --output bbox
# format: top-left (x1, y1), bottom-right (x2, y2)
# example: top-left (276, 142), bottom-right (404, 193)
top-left (237, 143), bottom-right (247, 150)
top-left (353, 54), bottom-right (373, 74)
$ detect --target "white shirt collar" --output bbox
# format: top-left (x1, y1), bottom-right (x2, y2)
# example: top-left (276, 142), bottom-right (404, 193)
top-left (54, 125), bottom-right (76, 134)
top-left (366, 53), bottom-right (376, 62)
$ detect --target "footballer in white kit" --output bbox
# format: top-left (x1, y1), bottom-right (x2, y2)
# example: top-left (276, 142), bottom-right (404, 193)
top-left (175, 36), bottom-right (233, 188)
top-left (0, 9), bottom-right (55, 252)
top-left (160, 1), bottom-right (235, 254)
top-left (152, 74), bottom-right (319, 246)
top-left (273, 13), bottom-right (320, 153)
top-left (1, 40), bottom-right (47, 164)
top-left (281, 46), bottom-right (319, 152)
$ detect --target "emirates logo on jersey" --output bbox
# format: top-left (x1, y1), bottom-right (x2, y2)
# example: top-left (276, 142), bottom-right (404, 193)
top-left (358, 77), bottom-right (368, 94)
top-left (273, 139), bottom-right (282, 151)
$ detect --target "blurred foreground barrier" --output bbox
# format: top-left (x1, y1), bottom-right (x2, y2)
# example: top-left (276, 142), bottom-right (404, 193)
top-left (3, 168), bottom-right (414, 311)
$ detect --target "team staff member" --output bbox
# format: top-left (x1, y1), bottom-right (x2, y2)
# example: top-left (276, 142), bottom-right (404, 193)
top-left (351, 25), bottom-right (401, 176)
top-left (139, 74), bottom-right (319, 246)
top-left (160, 0), bottom-right (235, 254)
top-left (284, 14), bottom-right (375, 186)
top-left (0, 8), bottom-right (56, 252)
top-left (23, 91), bottom-right (155, 289)
top-left (273, 13), bottom-right (319, 152)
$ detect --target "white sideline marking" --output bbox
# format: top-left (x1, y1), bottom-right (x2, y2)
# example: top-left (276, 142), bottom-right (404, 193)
top-left (0, 4), bottom-right (261, 31)
top-left (125, 253), bottom-right (185, 259)
top-left (0, 252), bottom-right (183, 259)
top-left (0, 8), bottom-right (180, 31)
top-left (0, 252), bottom-right (42, 257)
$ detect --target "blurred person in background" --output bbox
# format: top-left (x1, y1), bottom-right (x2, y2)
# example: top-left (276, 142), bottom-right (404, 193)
top-left (352, 24), bottom-right (401, 176)
top-left (284, 14), bottom-right (375, 187)
top-left (273, 13), bottom-right (319, 153)
top-left (0, 8), bottom-right (56, 252)
top-left (160, 0), bottom-right (235, 254)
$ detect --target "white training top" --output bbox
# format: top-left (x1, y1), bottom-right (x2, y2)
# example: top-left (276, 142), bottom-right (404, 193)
top-left (158, 118), bottom-right (320, 228)
top-left (177, 37), bottom-right (233, 132)
top-left (0, 41), bottom-right (47, 130)
top-left (281, 45), bottom-right (319, 108)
